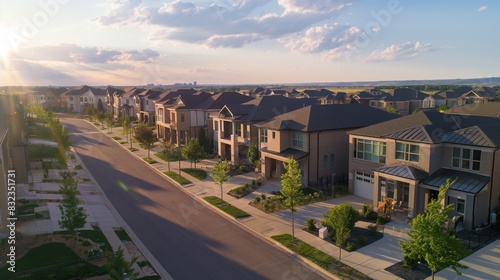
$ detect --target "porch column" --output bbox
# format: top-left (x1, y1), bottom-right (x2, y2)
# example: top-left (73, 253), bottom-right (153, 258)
top-left (408, 181), bottom-right (417, 218)
top-left (373, 173), bottom-right (380, 206)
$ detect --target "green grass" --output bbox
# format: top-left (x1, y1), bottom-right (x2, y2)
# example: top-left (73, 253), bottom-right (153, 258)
top-left (29, 145), bottom-right (61, 160)
top-left (17, 203), bottom-right (38, 215)
top-left (74, 164), bottom-right (83, 170)
top-left (154, 150), bottom-right (185, 162)
top-left (181, 168), bottom-right (207, 180)
top-left (112, 136), bottom-right (122, 140)
top-left (43, 161), bottom-right (67, 170)
top-left (143, 157), bottom-right (158, 164)
top-left (119, 141), bottom-right (127, 144)
top-left (0, 242), bottom-right (106, 278)
top-left (67, 154), bottom-right (76, 160)
top-left (115, 229), bottom-right (132, 241)
top-left (78, 230), bottom-right (113, 252)
top-left (272, 234), bottom-right (334, 269)
top-left (164, 171), bottom-right (192, 185)
top-left (203, 196), bottom-right (251, 218)
top-left (28, 125), bottom-right (54, 140)
top-left (129, 147), bottom-right (139, 152)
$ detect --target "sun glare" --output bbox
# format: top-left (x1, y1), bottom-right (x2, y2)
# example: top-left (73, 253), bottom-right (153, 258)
top-left (0, 26), bottom-right (16, 57)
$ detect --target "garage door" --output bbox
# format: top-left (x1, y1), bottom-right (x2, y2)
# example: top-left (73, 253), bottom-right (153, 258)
top-left (355, 171), bottom-right (374, 200)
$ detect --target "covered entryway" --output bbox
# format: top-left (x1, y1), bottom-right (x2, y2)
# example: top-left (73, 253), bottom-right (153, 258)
top-left (354, 171), bottom-right (374, 200)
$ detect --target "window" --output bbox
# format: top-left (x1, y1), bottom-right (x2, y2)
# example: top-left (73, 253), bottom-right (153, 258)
top-left (80, 97), bottom-right (83, 102)
top-left (323, 155), bottom-right (328, 169)
top-left (353, 138), bottom-right (386, 163)
top-left (126, 99), bottom-right (129, 104)
top-left (395, 142), bottom-right (419, 162)
top-left (243, 124), bottom-right (248, 138)
top-left (272, 132), bottom-right (275, 139)
top-left (260, 129), bottom-right (268, 143)
top-left (180, 113), bottom-right (185, 122)
top-left (456, 199), bottom-right (465, 214)
top-left (386, 180), bottom-right (395, 199)
top-left (330, 154), bottom-right (335, 168)
top-left (157, 108), bottom-right (163, 122)
top-left (214, 120), bottom-right (219, 131)
top-left (452, 147), bottom-right (481, 171)
top-left (235, 124), bottom-right (241, 136)
top-left (146, 100), bottom-right (149, 105)
top-left (84, 97), bottom-right (88, 103)
top-left (69, 96), bottom-right (73, 101)
top-left (292, 132), bottom-right (303, 148)
top-left (171, 113), bottom-right (175, 122)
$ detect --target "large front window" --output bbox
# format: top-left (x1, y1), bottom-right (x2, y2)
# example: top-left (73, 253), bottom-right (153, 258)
top-left (260, 129), bottom-right (268, 143)
top-left (157, 108), bottom-right (163, 122)
top-left (395, 142), bottom-right (419, 162)
top-left (452, 147), bottom-right (481, 171)
top-left (354, 138), bottom-right (386, 163)
top-left (292, 132), bottom-right (303, 148)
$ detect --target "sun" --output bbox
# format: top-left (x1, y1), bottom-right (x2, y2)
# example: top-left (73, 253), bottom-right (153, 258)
top-left (0, 26), bottom-right (16, 57)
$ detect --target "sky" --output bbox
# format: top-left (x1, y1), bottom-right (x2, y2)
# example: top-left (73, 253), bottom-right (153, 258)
top-left (0, 0), bottom-right (498, 86)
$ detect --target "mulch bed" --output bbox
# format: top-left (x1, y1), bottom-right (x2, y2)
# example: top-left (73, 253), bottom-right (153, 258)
top-left (304, 225), bottom-right (384, 252)
top-left (385, 261), bottom-right (432, 280)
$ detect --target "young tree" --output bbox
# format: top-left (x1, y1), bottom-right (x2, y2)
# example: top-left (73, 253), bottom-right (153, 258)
top-left (324, 203), bottom-right (359, 260)
top-left (438, 104), bottom-right (450, 112)
top-left (58, 172), bottom-right (87, 247)
top-left (96, 112), bottom-right (105, 129)
top-left (386, 104), bottom-right (399, 114)
top-left (134, 123), bottom-right (157, 158)
top-left (182, 138), bottom-right (205, 168)
top-left (105, 113), bottom-right (114, 133)
top-left (97, 99), bottom-right (105, 113)
top-left (248, 143), bottom-right (259, 167)
top-left (106, 247), bottom-right (138, 280)
top-left (121, 116), bottom-right (131, 145)
top-left (280, 157), bottom-right (304, 240)
top-left (211, 161), bottom-right (231, 201)
top-left (160, 138), bottom-right (176, 172)
top-left (198, 127), bottom-right (211, 155)
top-left (399, 179), bottom-right (470, 280)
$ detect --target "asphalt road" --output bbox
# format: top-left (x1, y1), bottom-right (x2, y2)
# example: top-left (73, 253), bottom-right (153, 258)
top-left (62, 118), bottom-right (323, 280)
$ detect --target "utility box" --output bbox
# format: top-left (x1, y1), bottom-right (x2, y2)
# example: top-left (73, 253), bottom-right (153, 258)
top-left (319, 227), bottom-right (328, 239)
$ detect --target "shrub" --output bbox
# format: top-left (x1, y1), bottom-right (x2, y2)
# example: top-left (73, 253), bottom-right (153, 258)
top-left (239, 165), bottom-right (248, 173)
top-left (356, 234), bottom-right (367, 245)
top-left (306, 218), bottom-right (317, 231)
top-left (261, 193), bottom-right (266, 200)
top-left (402, 255), bottom-right (417, 269)
top-left (87, 247), bottom-right (102, 257)
top-left (362, 204), bottom-right (369, 215)
top-left (346, 242), bottom-right (356, 252)
top-left (376, 216), bottom-right (388, 225)
top-left (243, 183), bottom-right (250, 189)
top-left (81, 240), bottom-right (91, 247)
top-left (252, 179), bottom-right (256, 186)
top-left (367, 224), bottom-right (378, 236)
top-left (364, 209), bottom-right (378, 220)
top-left (254, 196), bottom-right (261, 203)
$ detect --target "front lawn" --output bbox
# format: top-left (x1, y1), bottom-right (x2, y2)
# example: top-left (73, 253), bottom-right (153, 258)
top-left (155, 150), bottom-right (184, 162)
top-left (203, 196), bottom-right (250, 218)
top-left (143, 157), bottom-right (158, 164)
top-left (164, 171), bottom-right (192, 185)
top-left (28, 125), bottom-right (54, 140)
top-left (181, 168), bottom-right (207, 180)
top-left (43, 161), bottom-right (68, 170)
top-left (29, 145), bottom-right (61, 161)
top-left (17, 203), bottom-right (38, 215)
top-left (77, 230), bottom-right (112, 252)
top-left (112, 136), bottom-right (122, 140)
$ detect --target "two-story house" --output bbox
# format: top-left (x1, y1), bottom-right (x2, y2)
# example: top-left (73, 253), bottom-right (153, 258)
top-left (348, 110), bottom-right (500, 230)
top-left (435, 86), bottom-right (472, 108)
top-left (460, 87), bottom-right (500, 105)
top-left (134, 89), bottom-right (162, 124)
top-left (28, 87), bottom-right (67, 110)
top-left (256, 104), bottom-right (400, 187)
top-left (373, 88), bottom-right (445, 115)
top-left (61, 85), bottom-right (106, 113)
top-left (112, 87), bottom-right (146, 119)
top-left (213, 95), bottom-right (317, 165)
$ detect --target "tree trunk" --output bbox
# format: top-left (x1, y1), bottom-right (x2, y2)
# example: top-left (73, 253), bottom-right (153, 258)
top-left (220, 185), bottom-right (223, 201)
top-left (339, 247), bottom-right (342, 261)
top-left (431, 271), bottom-right (434, 280)
top-left (291, 202), bottom-right (295, 240)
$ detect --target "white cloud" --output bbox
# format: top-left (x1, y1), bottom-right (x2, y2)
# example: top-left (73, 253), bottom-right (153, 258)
top-left (94, 0), bottom-right (355, 50)
top-left (364, 41), bottom-right (432, 62)
top-left (478, 6), bottom-right (487, 12)
top-left (10, 44), bottom-right (160, 64)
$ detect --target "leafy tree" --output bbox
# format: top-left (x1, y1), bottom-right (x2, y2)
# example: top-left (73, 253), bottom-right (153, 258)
top-left (182, 138), bottom-right (205, 168)
top-left (280, 157), bottom-right (304, 240)
top-left (134, 123), bottom-right (157, 158)
top-left (386, 104), bottom-right (399, 114)
top-left (438, 104), bottom-right (450, 112)
top-left (121, 116), bottom-right (131, 146)
top-left (106, 247), bottom-right (138, 280)
top-left (248, 143), bottom-right (259, 166)
top-left (83, 104), bottom-right (96, 119)
top-left (211, 161), bottom-right (231, 200)
top-left (324, 203), bottom-right (359, 260)
top-left (198, 127), bottom-right (211, 155)
top-left (97, 99), bottom-right (105, 113)
top-left (105, 113), bottom-right (114, 133)
top-left (96, 112), bottom-right (105, 128)
top-left (58, 172), bottom-right (87, 247)
top-left (412, 108), bottom-right (420, 114)
top-left (399, 179), bottom-right (470, 280)
top-left (160, 138), bottom-right (176, 172)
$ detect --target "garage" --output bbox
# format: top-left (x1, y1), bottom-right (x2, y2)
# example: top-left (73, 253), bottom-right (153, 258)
top-left (354, 171), bottom-right (374, 200)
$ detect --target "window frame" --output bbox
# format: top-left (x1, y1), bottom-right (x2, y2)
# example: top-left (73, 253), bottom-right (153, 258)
top-left (353, 138), bottom-right (386, 163)
top-left (452, 147), bottom-right (481, 171)
top-left (260, 128), bottom-right (268, 143)
top-left (395, 142), bottom-right (420, 163)
top-left (292, 132), bottom-right (303, 148)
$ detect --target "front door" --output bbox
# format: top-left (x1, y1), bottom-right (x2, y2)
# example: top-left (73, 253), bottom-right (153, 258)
top-left (429, 189), bottom-right (439, 203)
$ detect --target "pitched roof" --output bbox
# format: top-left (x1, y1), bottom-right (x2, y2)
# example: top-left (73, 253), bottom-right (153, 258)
top-left (445, 103), bottom-right (500, 117)
top-left (375, 165), bottom-right (428, 180)
top-left (263, 147), bottom-right (309, 160)
top-left (170, 93), bottom-right (212, 110)
top-left (349, 110), bottom-right (500, 146)
top-left (422, 168), bottom-right (490, 194)
top-left (201, 92), bottom-right (254, 110)
top-left (257, 104), bottom-right (400, 132)
top-left (224, 95), bottom-right (317, 122)
top-left (156, 88), bottom-right (198, 103)
top-left (436, 86), bottom-right (473, 99)
top-left (62, 85), bottom-right (95, 96)
top-left (384, 88), bottom-right (429, 101)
